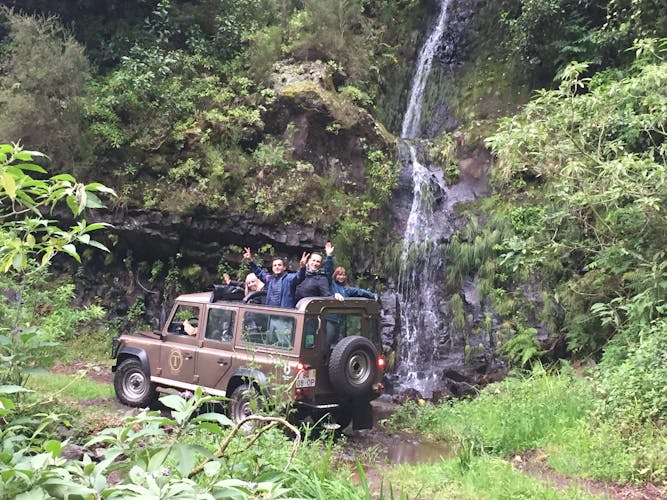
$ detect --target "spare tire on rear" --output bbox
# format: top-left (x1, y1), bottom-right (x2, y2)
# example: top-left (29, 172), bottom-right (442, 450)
top-left (328, 336), bottom-right (378, 397)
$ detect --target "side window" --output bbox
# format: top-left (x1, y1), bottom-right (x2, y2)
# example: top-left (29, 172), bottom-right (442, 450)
top-left (346, 315), bottom-right (362, 336)
top-left (242, 312), bottom-right (295, 349)
top-left (366, 315), bottom-right (380, 344)
top-left (205, 308), bottom-right (235, 343)
top-left (167, 305), bottom-right (201, 336)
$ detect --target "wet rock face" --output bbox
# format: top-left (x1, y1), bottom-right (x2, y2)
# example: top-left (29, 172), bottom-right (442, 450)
top-left (98, 208), bottom-right (326, 269)
top-left (382, 141), bottom-right (500, 400)
top-left (380, 279), bottom-right (401, 352)
top-left (435, 0), bottom-right (477, 67)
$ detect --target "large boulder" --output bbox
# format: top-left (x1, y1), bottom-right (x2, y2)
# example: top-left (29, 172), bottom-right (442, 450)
top-left (265, 60), bottom-right (395, 192)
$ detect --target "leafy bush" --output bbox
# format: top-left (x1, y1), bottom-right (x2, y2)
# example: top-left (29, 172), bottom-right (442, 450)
top-left (0, 141), bottom-right (113, 407)
top-left (485, 41), bottom-right (667, 359)
top-left (5, 278), bottom-right (106, 343)
top-left (596, 318), bottom-right (667, 422)
top-left (0, 387), bottom-right (365, 498)
top-left (291, 0), bottom-right (370, 80)
top-left (0, 8), bottom-right (91, 170)
top-left (0, 327), bottom-right (58, 387)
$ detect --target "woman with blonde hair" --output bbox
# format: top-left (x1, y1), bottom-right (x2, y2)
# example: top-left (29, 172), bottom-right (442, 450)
top-left (222, 272), bottom-right (265, 299)
top-left (243, 272), bottom-right (264, 296)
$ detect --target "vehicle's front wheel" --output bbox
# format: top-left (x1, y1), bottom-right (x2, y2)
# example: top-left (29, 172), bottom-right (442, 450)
top-left (229, 384), bottom-right (264, 432)
top-left (114, 358), bottom-right (156, 407)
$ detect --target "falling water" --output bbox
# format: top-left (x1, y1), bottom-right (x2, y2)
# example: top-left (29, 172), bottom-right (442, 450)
top-left (395, 0), bottom-right (455, 397)
top-left (401, 0), bottom-right (452, 140)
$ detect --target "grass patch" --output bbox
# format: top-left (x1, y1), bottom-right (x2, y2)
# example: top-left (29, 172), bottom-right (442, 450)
top-left (382, 456), bottom-right (597, 499)
top-left (385, 365), bottom-right (667, 487)
top-left (547, 421), bottom-right (667, 485)
top-left (387, 365), bottom-right (592, 455)
top-left (26, 371), bottom-right (114, 400)
top-left (58, 329), bottom-right (116, 365)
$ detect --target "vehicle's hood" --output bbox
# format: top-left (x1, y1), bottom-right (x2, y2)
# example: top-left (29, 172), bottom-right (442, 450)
top-left (138, 330), bottom-right (161, 339)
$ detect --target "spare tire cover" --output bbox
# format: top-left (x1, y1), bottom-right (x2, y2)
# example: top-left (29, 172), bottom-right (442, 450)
top-left (328, 336), bottom-right (378, 397)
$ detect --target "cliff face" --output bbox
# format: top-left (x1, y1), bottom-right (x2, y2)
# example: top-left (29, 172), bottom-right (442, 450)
top-left (65, 59), bottom-right (396, 324)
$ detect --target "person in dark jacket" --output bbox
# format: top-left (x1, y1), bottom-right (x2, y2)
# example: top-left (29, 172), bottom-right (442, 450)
top-left (243, 247), bottom-right (306, 308)
top-left (294, 251), bottom-right (334, 304)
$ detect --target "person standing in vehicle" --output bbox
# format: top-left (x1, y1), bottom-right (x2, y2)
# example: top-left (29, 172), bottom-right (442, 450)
top-left (331, 267), bottom-right (377, 301)
top-left (222, 272), bottom-right (265, 296)
top-left (325, 243), bottom-right (377, 301)
top-left (243, 247), bottom-right (306, 308)
top-left (294, 248), bottom-right (335, 304)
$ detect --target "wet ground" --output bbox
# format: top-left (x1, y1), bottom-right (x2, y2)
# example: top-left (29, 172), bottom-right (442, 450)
top-left (341, 397), bottom-right (452, 466)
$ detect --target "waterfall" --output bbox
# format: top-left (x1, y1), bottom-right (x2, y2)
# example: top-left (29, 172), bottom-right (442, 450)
top-left (401, 0), bottom-right (452, 140)
top-left (395, 0), bottom-right (455, 398)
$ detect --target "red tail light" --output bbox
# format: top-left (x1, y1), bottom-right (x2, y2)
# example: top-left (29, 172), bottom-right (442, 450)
top-left (377, 356), bottom-right (386, 369)
top-left (296, 361), bottom-right (308, 372)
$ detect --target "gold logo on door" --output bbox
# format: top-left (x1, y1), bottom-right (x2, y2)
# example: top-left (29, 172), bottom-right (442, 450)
top-left (169, 350), bottom-right (183, 373)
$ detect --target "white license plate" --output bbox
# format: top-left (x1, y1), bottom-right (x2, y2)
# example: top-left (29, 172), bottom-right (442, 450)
top-left (296, 369), bottom-right (316, 388)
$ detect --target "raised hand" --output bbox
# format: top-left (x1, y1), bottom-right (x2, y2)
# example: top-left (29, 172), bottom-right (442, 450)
top-left (325, 241), bottom-right (334, 256)
top-left (300, 252), bottom-right (309, 267)
top-left (243, 247), bottom-right (252, 261)
top-left (222, 273), bottom-right (231, 285)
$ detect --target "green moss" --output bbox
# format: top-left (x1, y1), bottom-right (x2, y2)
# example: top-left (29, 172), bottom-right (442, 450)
top-left (182, 264), bottom-right (202, 282)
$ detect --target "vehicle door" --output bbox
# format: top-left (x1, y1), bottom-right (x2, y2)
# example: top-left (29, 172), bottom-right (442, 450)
top-left (197, 306), bottom-right (237, 393)
top-left (159, 303), bottom-right (201, 386)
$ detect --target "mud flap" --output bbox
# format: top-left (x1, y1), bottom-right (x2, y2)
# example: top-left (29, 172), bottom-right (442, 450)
top-left (351, 400), bottom-right (373, 430)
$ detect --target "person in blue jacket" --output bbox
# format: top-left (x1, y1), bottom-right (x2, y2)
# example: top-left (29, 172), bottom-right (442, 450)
top-left (331, 266), bottom-right (377, 301)
top-left (323, 242), bottom-right (377, 301)
top-left (323, 243), bottom-right (377, 345)
top-left (243, 247), bottom-right (307, 308)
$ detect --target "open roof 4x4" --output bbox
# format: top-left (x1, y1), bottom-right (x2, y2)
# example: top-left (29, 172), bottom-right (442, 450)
top-left (112, 290), bottom-right (386, 430)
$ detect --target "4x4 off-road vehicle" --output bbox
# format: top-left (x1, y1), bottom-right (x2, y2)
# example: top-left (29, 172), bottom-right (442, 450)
top-left (112, 288), bottom-right (386, 430)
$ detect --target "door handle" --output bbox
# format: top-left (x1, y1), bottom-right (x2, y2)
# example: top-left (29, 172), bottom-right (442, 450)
top-left (184, 353), bottom-right (193, 360)
top-left (217, 359), bottom-right (228, 365)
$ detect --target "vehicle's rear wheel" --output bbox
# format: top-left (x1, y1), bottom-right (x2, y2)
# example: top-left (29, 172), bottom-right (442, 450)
top-left (229, 384), bottom-right (264, 432)
top-left (331, 411), bottom-right (352, 430)
top-left (328, 336), bottom-right (378, 397)
top-left (114, 358), bottom-right (156, 407)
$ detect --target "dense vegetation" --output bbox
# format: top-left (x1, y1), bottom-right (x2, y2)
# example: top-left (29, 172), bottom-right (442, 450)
top-left (0, 0), bottom-right (419, 243)
top-left (1, 0), bottom-right (667, 497)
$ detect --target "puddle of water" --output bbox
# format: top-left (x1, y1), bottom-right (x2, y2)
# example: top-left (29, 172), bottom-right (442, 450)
top-left (386, 436), bottom-right (452, 464)
top-left (369, 398), bottom-right (453, 465)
